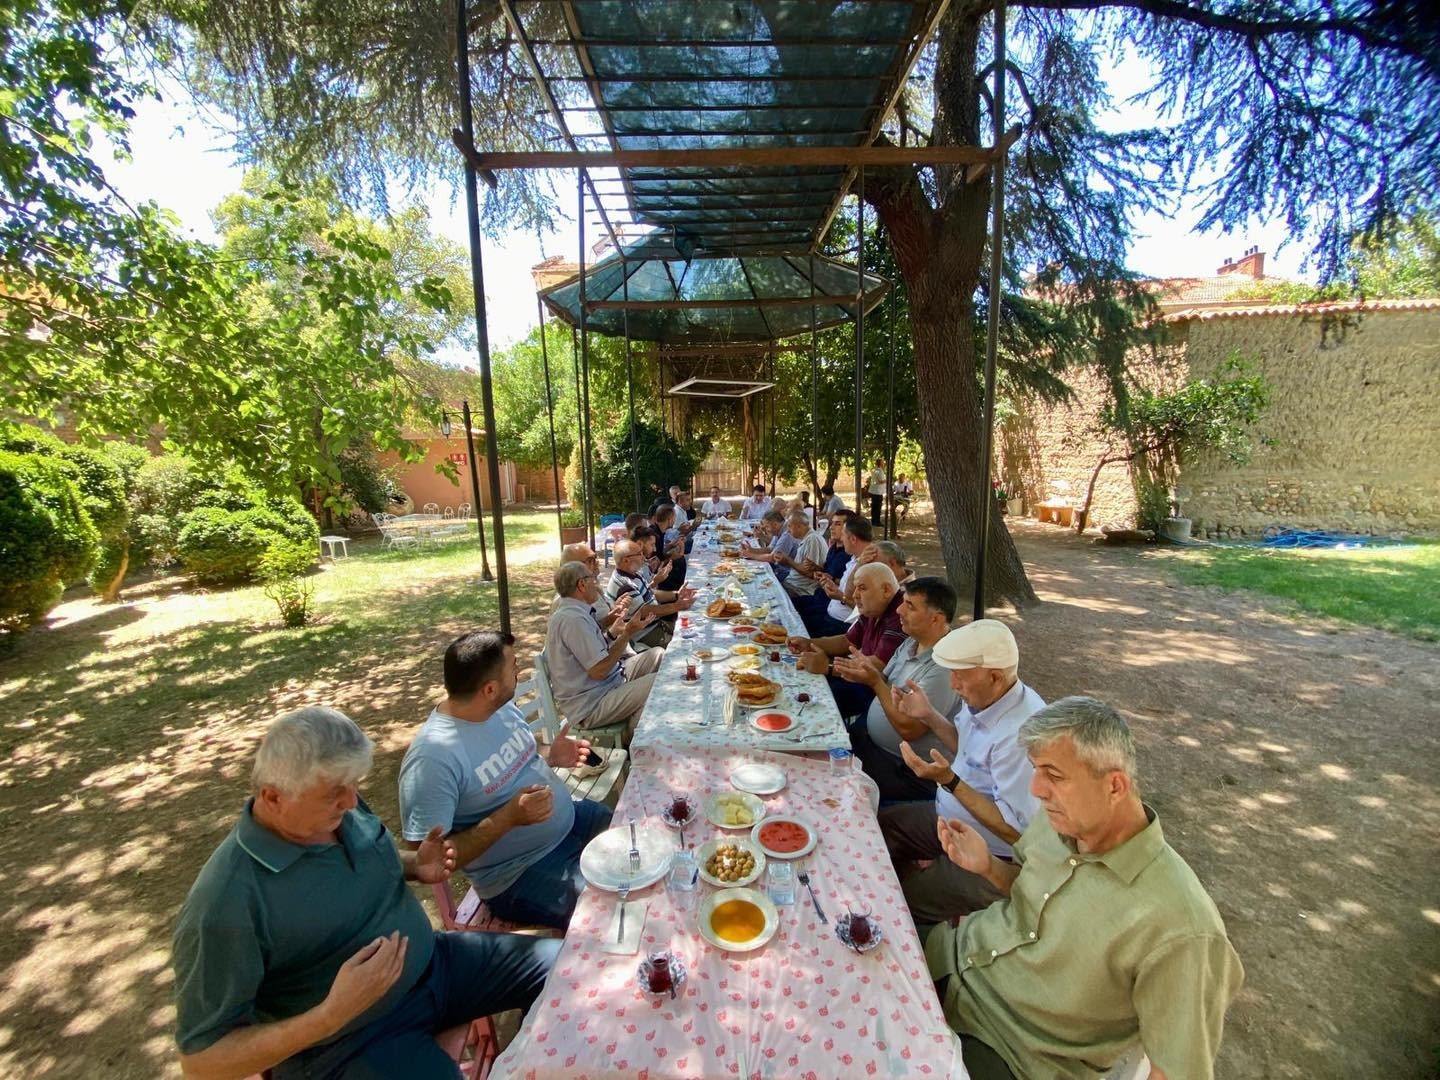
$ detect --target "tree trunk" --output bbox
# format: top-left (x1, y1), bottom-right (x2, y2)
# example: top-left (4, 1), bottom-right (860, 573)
top-left (860, 2), bottom-right (1037, 610)
top-left (99, 540), bottom-right (129, 603)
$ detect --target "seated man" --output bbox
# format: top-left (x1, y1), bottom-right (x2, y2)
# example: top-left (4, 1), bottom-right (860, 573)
top-left (700, 485), bottom-right (732, 518)
top-left (926, 697), bottom-right (1244, 1080)
top-left (894, 473), bottom-right (915, 520)
top-left (788, 562), bottom-right (906, 720)
top-left (673, 490), bottom-right (700, 552)
top-left (172, 707), bottom-right (559, 1079)
top-left (739, 509), bottom-right (797, 581)
top-left (553, 542), bottom-right (629, 631)
top-left (819, 484), bottom-right (847, 517)
top-left (777, 512), bottom-right (830, 599)
top-left (738, 483), bottom-right (772, 521)
top-left (605, 538), bottom-right (694, 649)
top-left (869, 539), bottom-right (914, 589)
top-left (835, 576), bottom-right (963, 803)
top-left (649, 503), bottom-right (688, 589)
top-left (877, 618), bottom-right (1044, 928)
top-left (399, 632), bottom-right (609, 930)
top-left (802, 513), bottom-right (873, 637)
top-left (546, 560), bottom-right (663, 736)
top-left (792, 509), bottom-right (853, 625)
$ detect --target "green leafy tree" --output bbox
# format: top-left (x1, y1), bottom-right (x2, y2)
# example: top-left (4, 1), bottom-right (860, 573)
top-left (1076, 355), bottom-right (1272, 531)
top-left (589, 419), bottom-right (708, 517)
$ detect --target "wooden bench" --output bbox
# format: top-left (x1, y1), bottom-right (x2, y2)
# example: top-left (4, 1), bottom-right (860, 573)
top-left (1035, 500), bottom-right (1074, 527)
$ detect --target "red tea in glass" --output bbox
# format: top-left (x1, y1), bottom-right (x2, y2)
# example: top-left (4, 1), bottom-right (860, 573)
top-left (768, 649), bottom-right (781, 663)
top-left (646, 952), bottom-right (674, 994)
top-left (685, 659), bottom-right (698, 681)
top-left (669, 795), bottom-right (692, 822)
top-left (848, 912), bottom-right (874, 946)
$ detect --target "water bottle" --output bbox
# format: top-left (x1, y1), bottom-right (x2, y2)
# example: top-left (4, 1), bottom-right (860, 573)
top-left (767, 860), bottom-right (797, 906)
top-left (828, 747), bottom-right (853, 776)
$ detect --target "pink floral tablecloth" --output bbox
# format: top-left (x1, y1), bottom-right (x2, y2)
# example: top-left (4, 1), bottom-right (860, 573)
top-left (491, 744), bottom-right (966, 1080)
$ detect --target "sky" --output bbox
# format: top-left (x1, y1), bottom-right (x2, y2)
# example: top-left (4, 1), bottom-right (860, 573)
top-left (100, 60), bottom-right (1313, 354)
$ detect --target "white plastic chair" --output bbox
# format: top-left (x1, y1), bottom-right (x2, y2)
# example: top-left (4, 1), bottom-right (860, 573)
top-left (458, 502), bottom-right (472, 519)
top-left (422, 502), bottom-right (440, 515)
top-left (534, 651), bottom-right (627, 749)
top-left (1103, 1048), bottom-right (1152, 1080)
top-left (443, 505), bottom-right (455, 518)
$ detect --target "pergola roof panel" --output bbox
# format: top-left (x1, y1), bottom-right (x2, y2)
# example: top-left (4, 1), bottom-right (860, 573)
top-left (508, 0), bottom-right (946, 255)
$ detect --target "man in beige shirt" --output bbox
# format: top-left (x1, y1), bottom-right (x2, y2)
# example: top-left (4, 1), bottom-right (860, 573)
top-left (925, 696), bottom-right (1243, 1080)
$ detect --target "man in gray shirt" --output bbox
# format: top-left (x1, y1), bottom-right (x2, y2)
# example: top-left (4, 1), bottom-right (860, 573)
top-left (399, 631), bottom-right (611, 929)
top-left (834, 576), bottom-right (963, 802)
top-left (546, 560), bottom-right (663, 738)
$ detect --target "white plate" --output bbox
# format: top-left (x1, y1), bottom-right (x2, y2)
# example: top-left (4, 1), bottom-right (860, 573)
top-left (698, 888), bottom-right (779, 954)
top-left (750, 815), bottom-right (818, 860)
top-left (691, 646), bottom-right (730, 662)
top-left (739, 691), bottom-right (787, 710)
top-left (749, 710), bottom-right (795, 733)
top-left (729, 762), bottom-right (786, 796)
top-left (578, 822), bottom-right (674, 892)
top-left (695, 836), bottom-right (766, 888)
top-left (704, 790), bottom-right (767, 830)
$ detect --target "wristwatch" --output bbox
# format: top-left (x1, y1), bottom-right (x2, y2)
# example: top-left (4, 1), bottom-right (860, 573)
top-left (941, 773), bottom-right (962, 794)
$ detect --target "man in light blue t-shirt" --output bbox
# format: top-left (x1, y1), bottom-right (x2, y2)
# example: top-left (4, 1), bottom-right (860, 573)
top-left (399, 631), bottom-right (611, 929)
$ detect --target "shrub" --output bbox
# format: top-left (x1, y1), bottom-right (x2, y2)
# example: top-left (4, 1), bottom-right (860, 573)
top-left (175, 496), bottom-right (318, 586)
top-left (589, 420), bottom-right (707, 516)
top-left (336, 445), bottom-right (395, 515)
top-left (0, 451), bottom-right (99, 632)
top-left (130, 455), bottom-right (208, 567)
top-left (259, 540), bottom-right (317, 627)
top-left (175, 506), bottom-right (275, 584)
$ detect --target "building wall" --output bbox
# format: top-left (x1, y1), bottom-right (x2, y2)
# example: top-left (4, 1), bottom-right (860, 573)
top-left (377, 436), bottom-right (515, 512)
top-left (997, 306), bottom-right (1440, 537)
top-left (1179, 308), bottom-right (1440, 537)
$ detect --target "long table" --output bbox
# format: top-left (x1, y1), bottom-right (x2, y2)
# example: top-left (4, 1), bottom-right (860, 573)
top-left (491, 521), bottom-right (966, 1079)
top-left (490, 743), bottom-right (965, 1080)
top-left (628, 524), bottom-right (848, 757)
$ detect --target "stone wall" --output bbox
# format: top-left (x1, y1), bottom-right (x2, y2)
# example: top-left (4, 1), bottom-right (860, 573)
top-left (1178, 307), bottom-right (1440, 537)
top-left (998, 304), bottom-right (1440, 537)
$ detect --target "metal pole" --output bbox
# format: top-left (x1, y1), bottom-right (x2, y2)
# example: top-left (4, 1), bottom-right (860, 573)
top-left (578, 172), bottom-right (596, 549)
top-left (881, 288), bottom-right (892, 541)
top-left (974, 0), bottom-right (1008, 622)
top-left (456, 0), bottom-right (511, 631)
top-left (570, 325), bottom-right (586, 517)
top-left (854, 172), bottom-right (866, 518)
top-left (623, 260), bottom-right (641, 513)
top-left (810, 256), bottom-right (819, 497)
top-left (460, 400), bottom-right (493, 581)
top-left (537, 299), bottom-right (565, 548)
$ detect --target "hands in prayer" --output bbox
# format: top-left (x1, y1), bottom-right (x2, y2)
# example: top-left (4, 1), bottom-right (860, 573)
top-left (504, 783), bottom-right (555, 827)
top-left (899, 740), bottom-right (955, 784)
top-left (937, 816), bottom-right (991, 875)
top-left (324, 931), bottom-right (411, 1028)
top-left (411, 824), bottom-right (458, 884)
top-left (545, 725), bottom-right (593, 769)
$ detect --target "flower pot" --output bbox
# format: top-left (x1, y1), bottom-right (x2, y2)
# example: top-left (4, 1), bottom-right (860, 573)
top-left (1159, 516), bottom-right (1192, 543)
top-left (560, 525), bottom-right (588, 545)
top-left (1007, 498), bottom-right (1023, 516)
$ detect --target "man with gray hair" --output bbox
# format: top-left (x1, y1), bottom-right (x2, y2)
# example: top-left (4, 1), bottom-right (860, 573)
top-left (546, 559), bottom-right (664, 737)
top-left (879, 618), bottom-right (1044, 925)
top-left (172, 707), bottom-right (558, 1078)
top-left (925, 697), bottom-right (1244, 1080)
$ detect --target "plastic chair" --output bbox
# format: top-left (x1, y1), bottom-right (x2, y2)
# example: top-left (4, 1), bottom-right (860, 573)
top-left (443, 506), bottom-right (455, 518)
top-left (422, 502), bottom-right (441, 515)
top-left (598, 513), bottom-right (625, 527)
top-left (534, 651), bottom-right (628, 750)
top-left (458, 502), bottom-right (472, 519)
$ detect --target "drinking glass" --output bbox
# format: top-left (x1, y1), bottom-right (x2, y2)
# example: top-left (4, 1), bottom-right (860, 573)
top-left (766, 860), bottom-right (797, 905)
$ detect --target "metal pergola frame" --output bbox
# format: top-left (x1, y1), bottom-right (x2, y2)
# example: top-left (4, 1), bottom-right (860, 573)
top-left (453, 0), bottom-right (1012, 633)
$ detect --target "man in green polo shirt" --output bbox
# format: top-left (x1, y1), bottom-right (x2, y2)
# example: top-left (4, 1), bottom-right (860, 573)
top-left (925, 697), bottom-right (1244, 1080)
top-left (171, 707), bottom-right (560, 1079)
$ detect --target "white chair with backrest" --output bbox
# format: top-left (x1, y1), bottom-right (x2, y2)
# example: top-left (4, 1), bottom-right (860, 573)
top-left (458, 502), bottom-right (472, 519)
top-left (1102, 1048), bottom-right (1151, 1080)
top-left (514, 665), bottom-right (627, 806)
top-left (443, 505), bottom-right (455, 518)
top-left (423, 501), bottom-right (441, 515)
top-left (534, 650), bottom-right (628, 750)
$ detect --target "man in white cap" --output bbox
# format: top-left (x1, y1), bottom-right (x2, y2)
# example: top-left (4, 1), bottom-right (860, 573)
top-left (877, 618), bottom-right (1046, 929)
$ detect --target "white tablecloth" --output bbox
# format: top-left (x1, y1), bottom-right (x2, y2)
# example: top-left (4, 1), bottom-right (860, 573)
top-left (629, 525), bottom-right (848, 757)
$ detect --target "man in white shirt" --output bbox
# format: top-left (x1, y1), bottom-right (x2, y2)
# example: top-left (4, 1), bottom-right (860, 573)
top-left (803, 514), bottom-right (872, 636)
top-left (738, 484), bottom-right (772, 521)
top-left (867, 458), bottom-right (888, 525)
top-left (877, 619), bottom-right (1045, 930)
top-left (700, 486), bottom-right (731, 518)
top-left (778, 513), bottom-right (830, 597)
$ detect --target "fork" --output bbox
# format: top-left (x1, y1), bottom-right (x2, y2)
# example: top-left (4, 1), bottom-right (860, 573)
top-left (628, 819), bottom-right (641, 872)
top-left (798, 865), bottom-right (827, 924)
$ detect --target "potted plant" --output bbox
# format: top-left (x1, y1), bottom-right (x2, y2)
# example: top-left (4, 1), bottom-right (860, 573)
top-left (559, 507), bottom-right (588, 545)
top-left (992, 480), bottom-right (1013, 516)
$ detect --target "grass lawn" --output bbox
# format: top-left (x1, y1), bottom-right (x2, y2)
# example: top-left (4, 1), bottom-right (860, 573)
top-left (1166, 538), bottom-right (1440, 641)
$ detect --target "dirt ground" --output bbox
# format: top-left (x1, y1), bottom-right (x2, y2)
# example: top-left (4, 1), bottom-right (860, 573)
top-left (0, 513), bottom-right (1436, 1078)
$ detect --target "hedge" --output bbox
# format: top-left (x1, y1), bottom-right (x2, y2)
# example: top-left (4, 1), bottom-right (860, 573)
top-left (0, 451), bottom-right (99, 631)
